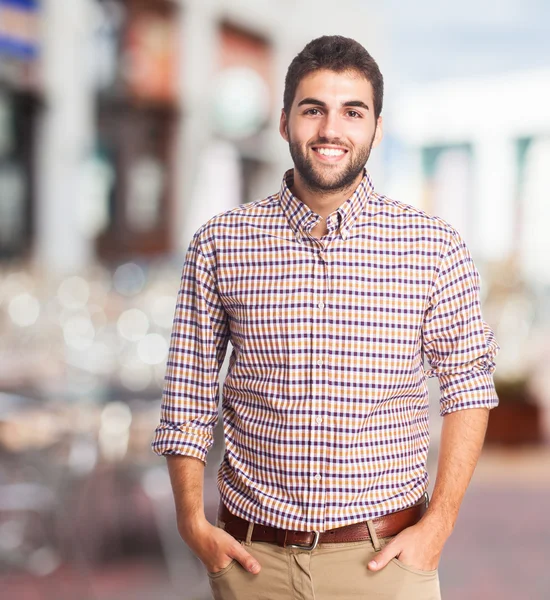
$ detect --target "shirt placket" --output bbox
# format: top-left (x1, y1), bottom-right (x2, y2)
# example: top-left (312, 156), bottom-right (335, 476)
top-left (305, 219), bottom-right (335, 531)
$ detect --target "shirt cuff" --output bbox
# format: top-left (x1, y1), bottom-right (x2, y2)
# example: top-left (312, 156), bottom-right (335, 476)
top-left (437, 369), bottom-right (500, 416)
top-left (151, 423), bottom-right (213, 464)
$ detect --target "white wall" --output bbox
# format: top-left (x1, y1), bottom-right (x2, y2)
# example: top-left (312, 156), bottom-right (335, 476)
top-left (388, 68), bottom-right (550, 275)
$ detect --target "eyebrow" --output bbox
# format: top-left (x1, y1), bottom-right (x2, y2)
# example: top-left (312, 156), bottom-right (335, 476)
top-left (297, 97), bottom-right (370, 111)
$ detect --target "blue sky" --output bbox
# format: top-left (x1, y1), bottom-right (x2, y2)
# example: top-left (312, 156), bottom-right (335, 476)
top-left (382, 0), bottom-right (550, 82)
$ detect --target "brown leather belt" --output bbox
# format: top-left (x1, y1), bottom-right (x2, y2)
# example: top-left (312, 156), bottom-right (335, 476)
top-left (219, 495), bottom-right (428, 550)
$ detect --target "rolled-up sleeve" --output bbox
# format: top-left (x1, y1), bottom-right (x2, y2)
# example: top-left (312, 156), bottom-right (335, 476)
top-left (152, 229), bottom-right (230, 462)
top-left (422, 230), bottom-right (500, 416)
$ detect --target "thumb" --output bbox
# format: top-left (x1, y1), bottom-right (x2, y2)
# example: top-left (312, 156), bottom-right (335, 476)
top-left (230, 543), bottom-right (261, 574)
top-left (368, 544), bottom-right (399, 571)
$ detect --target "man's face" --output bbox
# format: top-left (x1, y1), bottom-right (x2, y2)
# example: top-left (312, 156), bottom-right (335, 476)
top-left (280, 69), bottom-right (383, 193)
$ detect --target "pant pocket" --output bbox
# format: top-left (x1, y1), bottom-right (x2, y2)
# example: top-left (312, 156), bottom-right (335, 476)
top-left (386, 558), bottom-right (441, 600)
top-left (391, 557), bottom-right (438, 577)
top-left (207, 559), bottom-right (238, 579)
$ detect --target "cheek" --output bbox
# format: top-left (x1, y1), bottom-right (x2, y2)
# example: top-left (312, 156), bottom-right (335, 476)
top-left (347, 128), bottom-right (376, 148)
top-left (289, 120), bottom-right (319, 145)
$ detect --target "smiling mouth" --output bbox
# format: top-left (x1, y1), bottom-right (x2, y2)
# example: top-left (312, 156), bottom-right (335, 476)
top-left (312, 146), bottom-right (349, 159)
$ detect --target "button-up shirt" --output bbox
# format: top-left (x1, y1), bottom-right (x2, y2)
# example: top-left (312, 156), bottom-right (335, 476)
top-left (152, 169), bottom-right (499, 532)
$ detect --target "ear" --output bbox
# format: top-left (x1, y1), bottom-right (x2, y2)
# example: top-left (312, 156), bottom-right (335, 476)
top-left (372, 115), bottom-right (383, 148)
top-left (279, 109), bottom-right (289, 142)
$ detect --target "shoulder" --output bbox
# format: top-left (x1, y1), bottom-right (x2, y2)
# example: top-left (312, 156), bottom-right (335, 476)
top-left (369, 191), bottom-right (462, 249)
top-left (372, 191), bottom-right (455, 231)
top-left (189, 194), bottom-right (280, 260)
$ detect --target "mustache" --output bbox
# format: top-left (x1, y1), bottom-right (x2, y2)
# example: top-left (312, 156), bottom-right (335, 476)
top-left (308, 138), bottom-right (350, 149)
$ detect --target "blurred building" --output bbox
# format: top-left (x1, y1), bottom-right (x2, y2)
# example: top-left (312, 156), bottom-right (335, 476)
top-left (0, 0), bottom-right (41, 261)
top-left (387, 68), bottom-right (550, 287)
top-left (1, 0), bottom-right (384, 274)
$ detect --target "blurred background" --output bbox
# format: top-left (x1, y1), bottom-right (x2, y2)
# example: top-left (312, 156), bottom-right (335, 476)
top-left (1, 0), bottom-right (549, 598)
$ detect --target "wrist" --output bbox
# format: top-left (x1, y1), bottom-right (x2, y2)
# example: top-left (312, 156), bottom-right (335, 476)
top-left (178, 513), bottom-right (209, 540)
top-left (417, 510), bottom-right (454, 542)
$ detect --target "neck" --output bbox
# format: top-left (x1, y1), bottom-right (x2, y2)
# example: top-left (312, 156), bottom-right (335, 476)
top-left (290, 170), bottom-right (363, 219)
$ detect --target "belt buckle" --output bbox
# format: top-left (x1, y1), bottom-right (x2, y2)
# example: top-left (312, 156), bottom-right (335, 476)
top-left (288, 531), bottom-right (320, 551)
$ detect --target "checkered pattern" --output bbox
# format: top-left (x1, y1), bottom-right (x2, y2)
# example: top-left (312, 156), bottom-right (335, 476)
top-left (152, 169), bottom-right (499, 532)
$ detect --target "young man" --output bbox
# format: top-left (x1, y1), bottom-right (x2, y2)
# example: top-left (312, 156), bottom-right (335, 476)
top-left (153, 36), bottom-right (499, 600)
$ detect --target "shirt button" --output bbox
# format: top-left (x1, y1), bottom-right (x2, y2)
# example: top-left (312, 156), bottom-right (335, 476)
top-left (316, 359), bottom-right (323, 367)
top-left (315, 416), bottom-right (323, 425)
top-left (317, 301), bottom-right (325, 310)
top-left (313, 474), bottom-right (322, 482)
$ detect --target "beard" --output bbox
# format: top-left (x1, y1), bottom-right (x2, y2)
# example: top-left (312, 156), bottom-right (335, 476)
top-left (288, 131), bottom-right (375, 194)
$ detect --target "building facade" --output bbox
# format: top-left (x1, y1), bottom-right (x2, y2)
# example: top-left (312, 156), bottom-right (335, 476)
top-left (4, 0), bottom-right (383, 274)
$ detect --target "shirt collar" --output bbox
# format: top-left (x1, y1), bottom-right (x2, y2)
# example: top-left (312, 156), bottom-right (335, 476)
top-left (278, 168), bottom-right (376, 242)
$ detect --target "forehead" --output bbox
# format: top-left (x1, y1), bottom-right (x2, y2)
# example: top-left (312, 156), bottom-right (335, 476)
top-left (294, 69), bottom-right (374, 106)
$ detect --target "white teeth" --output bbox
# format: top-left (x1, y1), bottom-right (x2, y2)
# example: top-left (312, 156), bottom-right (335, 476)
top-left (316, 148), bottom-right (345, 156)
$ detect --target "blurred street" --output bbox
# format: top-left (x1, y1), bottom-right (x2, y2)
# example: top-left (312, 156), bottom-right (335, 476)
top-left (2, 446), bottom-right (549, 600)
top-left (442, 449), bottom-right (550, 600)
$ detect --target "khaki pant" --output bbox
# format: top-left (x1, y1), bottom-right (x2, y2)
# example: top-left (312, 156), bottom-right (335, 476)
top-left (208, 520), bottom-right (441, 600)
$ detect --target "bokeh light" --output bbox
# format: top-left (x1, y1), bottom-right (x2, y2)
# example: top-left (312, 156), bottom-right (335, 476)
top-left (113, 263), bottom-right (146, 296)
top-left (137, 333), bottom-right (169, 366)
top-left (8, 293), bottom-right (40, 327)
top-left (57, 276), bottom-right (90, 309)
top-left (117, 308), bottom-right (149, 341)
top-left (150, 295), bottom-right (177, 329)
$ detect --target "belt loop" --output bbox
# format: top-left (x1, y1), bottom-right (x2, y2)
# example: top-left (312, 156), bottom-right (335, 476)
top-left (276, 529), bottom-right (288, 547)
top-left (366, 520), bottom-right (381, 552)
top-left (244, 521), bottom-right (255, 546)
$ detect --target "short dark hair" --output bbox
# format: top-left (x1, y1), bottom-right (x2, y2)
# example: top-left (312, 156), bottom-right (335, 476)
top-left (283, 35), bottom-right (384, 119)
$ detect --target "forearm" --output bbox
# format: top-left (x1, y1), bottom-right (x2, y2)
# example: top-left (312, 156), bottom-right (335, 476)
top-left (165, 454), bottom-right (261, 574)
top-left (166, 455), bottom-right (208, 536)
top-left (422, 407), bottom-right (490, 537)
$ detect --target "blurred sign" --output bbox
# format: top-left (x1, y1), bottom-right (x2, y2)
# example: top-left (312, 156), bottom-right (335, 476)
top-left (0, 0), bottom-right (40, 60)
top-left (219, 23), bottom-right (272, 96)
top-left (123, 11), bottom-right (178, 102)
top-left (212, 67), bottom-right (270, 140)
top-left (213, 24), bottom-right (273, 140)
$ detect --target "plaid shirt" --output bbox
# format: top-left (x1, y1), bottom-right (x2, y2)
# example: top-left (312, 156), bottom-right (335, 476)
top-left (152, 169), bottom-right (499, 532)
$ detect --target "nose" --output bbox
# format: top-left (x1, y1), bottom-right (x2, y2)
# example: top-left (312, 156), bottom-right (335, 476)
top-left (318, 111), bottom-right (342, 140)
